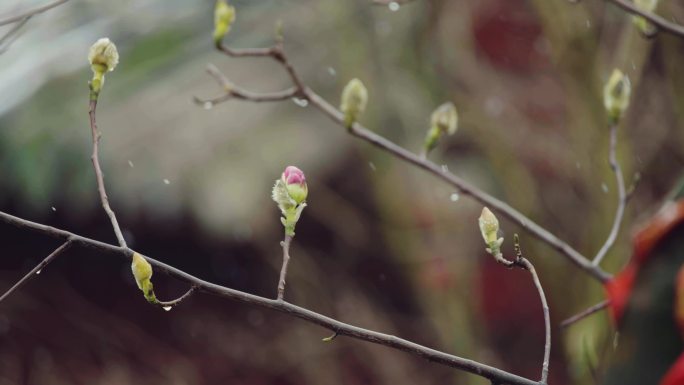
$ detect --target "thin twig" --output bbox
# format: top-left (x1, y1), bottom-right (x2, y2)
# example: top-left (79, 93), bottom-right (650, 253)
top-left (0, 209), bottom-right (538, 385)
top-left (0, 0), bottom-right (69, 26)
top-left (560, 300), bottom-right (609, 329)
top-left (156, 285), bottom-right (198, 309)
top-left (604, 0), bottom-right (684, 39)
top-left (509, 235), bottom-right (551, 384)
top-left (0, 239), bottom-right (72, 303)
top-left (0, 16), bottom-right (30, 54)
top-left (89, 99), bottom-right (127, 248)
top-left (593, 124), bottom-right (627, 266)
top-left (277, 234), bottom-right (293, 300)
top-left (211, 45), bottom-right (611, 283)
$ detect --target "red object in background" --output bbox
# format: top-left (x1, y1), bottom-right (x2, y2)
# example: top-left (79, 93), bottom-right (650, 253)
top-left (471, 0), bottom-right (548, 74)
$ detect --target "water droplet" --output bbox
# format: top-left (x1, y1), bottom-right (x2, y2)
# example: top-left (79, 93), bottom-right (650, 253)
top-left (585, 19), bottom-right (591, 28)
top-left (51, 207), bottom-right (56, 212)
top-left (327, 67), bottom-right (336, 77)
top-left (369, 162), bottom-right (376, 171)
top-left (292, 97), bottom-right (309, 107)
top-left (163, 179), bottom-right (171, 185)
top-left (485, 97), bottom-right (504, 117)
top-left (631, 61), bottom-right (637, 70)
top-left (36, 269), bottom-right (41, 275)
top-left (450, 193), bottom-right (460, 202)
top-left (601, 183), bottom-right (609, 193)
top-left (203, 101), bottom-right (214, 110)
top-left (388, 1), bottom-right (400, 11)
top-left (128, 160), bottom-right (134, 168)
top-left (163, 306), bottom-right (172, 312)
top-left (575, 161), bottom-right (581, 169)
top-left (441, 165), bottom-right (449, 173)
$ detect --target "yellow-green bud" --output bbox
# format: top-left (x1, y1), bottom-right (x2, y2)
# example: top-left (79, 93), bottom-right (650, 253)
top-left (603, 69), bottom-right (631, 124)
top-left (633, 0), bottom-right (658, 37)
top-left (479, 207), bottom-right (504, 256)
top-left (213, 0), bottom-right (236, 46)
top-left (424, 102), bottom-right (458, 155)
top-left (340, 78), bottom-right (368, 128)
top-left (131, 252), bottom-right (156, 303)
top-left (88, 38), bottom-right (119, 96)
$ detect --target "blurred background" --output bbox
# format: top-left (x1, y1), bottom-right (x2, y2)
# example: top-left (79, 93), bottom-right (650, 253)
top-left (1, 0), bottom-right (684, 384)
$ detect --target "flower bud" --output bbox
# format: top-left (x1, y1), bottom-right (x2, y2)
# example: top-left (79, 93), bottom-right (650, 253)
top-left (603, 69), bottom-right (631, 124)
top-left (213, 0), bottom-right (236, 46)
top-left (282, 166), bottom-right (308, 204)
top-left (424, 102), bottom-right (458, 155)
top-left (88, 38), bottom-right (119, 96)
top-left (431, 102), bottom-right (458, 135)
top-left (131, 252), bottom-right (156, 303)
top-left (340, 78), bottom-right (368, 127)
top-left (479, 207), bottom-right (504, 256)
top-left (633, 0), bottom-right (658, 37)
top-left (272, 166), bottom-right (308, 236)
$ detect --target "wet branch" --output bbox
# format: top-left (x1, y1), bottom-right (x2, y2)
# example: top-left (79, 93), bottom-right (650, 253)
top-left (0, 209), bottom-right (538, 385)
top-left (593, 124), bottom-right (627, 266)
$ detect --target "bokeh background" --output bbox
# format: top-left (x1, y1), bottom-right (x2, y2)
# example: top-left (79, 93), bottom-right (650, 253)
top-left (1, 0), bottom-right (684, 384)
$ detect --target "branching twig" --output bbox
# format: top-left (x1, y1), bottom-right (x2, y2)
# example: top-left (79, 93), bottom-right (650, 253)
top-left (277, 234), bottom-right (293, 300)
top-left (89, 99), bottom-right (127, 248)
top-left (0, 16), bottom-right (30, 54)
top-left (207, 43), bottom-right (612, 283)
top-left (155, 285), bottom-right (198, 310)
top-left (505, 235), bottom-right (551, 384)
top-left (593, 124), bottom-right (627, 266)
top-left (0, 0), bottom-right (69, 26)
top-left (0, 209), bottom-right (538, 385)
top-left (560, 300), bottom-right (609, 329)
top-left (603, 0), bottom-right (684, 39)
top-left (0, 239), bottom-right (72, 303)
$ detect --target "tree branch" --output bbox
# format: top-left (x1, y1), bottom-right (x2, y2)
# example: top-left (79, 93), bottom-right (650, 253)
top-left (560, 300), bottom-right (609, 329)
top-left (0, 239), bottom-right (72, 303)
top-left (89, 99), bottom-right (127, 248)
top-left (0, 209), bottom-right (538, 385)
top-left (0, 0), bottom-right (69, 26)
top-left (0, 16), bottom-right (30, 54)
top-left (593, 124), bottom-right (627, 266)
top-left (603, 0), bottom-right (684, 38)
top-left (207, 44), bottom-right (611, 283)
top-left (277, 234), bottom-right (293, 300)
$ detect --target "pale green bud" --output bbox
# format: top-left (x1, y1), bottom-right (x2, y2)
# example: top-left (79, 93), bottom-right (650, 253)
top-left (131, 252), bottom-right (156, 303)
top-left (424, 102), bottom-right (458, 155)
top-left (340, 78), bottom-right (368, 127)
top-left (632, 0), bottom-right (658, 37)
top-left (603, 69), bottom-right (631, 124)
top-left (214, 0), bottom-right (236, 46)
top-left (88, 38), bottom-right (119, 96)
top-left (479, 207), bottom-right (504, 256)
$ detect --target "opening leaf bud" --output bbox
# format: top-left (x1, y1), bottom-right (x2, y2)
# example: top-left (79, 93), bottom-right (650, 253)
top-left (272, 166), bottom-right (308, 236)
top-left (479, 207), bottom-right (504, 257)
top-left (603, 69), bottom-right (631, 125)
top-left (88, 38), bottom-right (119, 96)
top-left (340, 78), bottom-right (368, 128)
top-left (632, 0), bottom-right (658, 37)
top-left (424, 102), bottom-right (458, 155)
top-left (214, 0), bottom-right (236, 46)
top-left (131, 252), bottom-right (156, 303)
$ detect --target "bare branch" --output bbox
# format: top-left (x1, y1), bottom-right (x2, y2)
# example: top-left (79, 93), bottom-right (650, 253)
top-left (593, 124), bottom-right (627, 266)
top-left (0, 240), bottom-right (72, 303)
top-left (560, 300), bottom-right (609, 329)
top-left (0, 16), bottom-right (30, 54)
top-left (155, 285), bottom-right (198, 310)
top-left (0, 209), bottom-right (538, 385)
top-left (0, 0), bottom-right (69, 26)
top-left (277, 234), bottom-right (293, 300)
top-left (213, 44), bottom-right (611, 283)
top-left (604, 0), bottom-right (684, 39)
top-left (88, 99), bottom-right (127, 248)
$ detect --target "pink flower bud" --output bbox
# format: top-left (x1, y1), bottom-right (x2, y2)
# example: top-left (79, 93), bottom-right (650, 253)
top-left (281, 166), bottom-right (308, 204)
